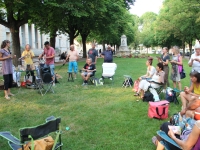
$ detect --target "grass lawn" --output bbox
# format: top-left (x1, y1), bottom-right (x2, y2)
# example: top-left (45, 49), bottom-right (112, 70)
top-left (0, 55), bottom-right (190, 150)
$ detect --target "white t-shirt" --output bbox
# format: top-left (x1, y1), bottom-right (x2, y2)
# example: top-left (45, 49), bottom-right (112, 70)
top-left (188, 53), bottom-right (200, 72)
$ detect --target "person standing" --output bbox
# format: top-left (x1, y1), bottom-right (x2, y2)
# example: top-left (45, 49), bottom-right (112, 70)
top-left (158, 47), bottom-right (170, 89)
top-left (0, 40), bottom-right (16, 100)
top-left (188, 43), bottom-right (200, 72)
top-left (87, 43), bottom-right (98, 64)
top-left (101, 45), bottom-right (114, 63)
top-left (38, 41), bottom-right (55, 84)
top-left (170, 46), bottom-right (182, 90)
top-left (64, 44), bottom-right (79, 79)
top-left (21, 44), bottom-right (35, 78)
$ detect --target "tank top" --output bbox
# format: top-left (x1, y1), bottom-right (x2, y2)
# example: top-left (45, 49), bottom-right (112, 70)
top-left (194, 83), bottom-right (200, 95)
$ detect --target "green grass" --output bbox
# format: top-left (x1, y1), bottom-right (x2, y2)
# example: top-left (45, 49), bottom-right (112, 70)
top-left (0, 55), bottom-right (190, 149)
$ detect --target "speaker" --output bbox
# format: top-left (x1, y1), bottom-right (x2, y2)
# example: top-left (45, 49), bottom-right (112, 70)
top-left (40, 67), bottom-right (52, 83)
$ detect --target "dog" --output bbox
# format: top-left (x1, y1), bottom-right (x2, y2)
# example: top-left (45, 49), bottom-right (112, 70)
top-left (55, 73), bottom-right (63, 79)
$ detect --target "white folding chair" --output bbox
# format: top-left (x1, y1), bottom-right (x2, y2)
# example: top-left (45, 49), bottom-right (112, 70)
top-left (101, 63), bottom-right (117, 85)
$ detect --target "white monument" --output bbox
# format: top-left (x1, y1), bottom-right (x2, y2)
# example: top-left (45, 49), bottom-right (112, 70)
top-left (117, 35), bottom-right (130, 56)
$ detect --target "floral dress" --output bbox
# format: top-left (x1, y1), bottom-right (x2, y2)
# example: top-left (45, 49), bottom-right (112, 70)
top-left (171, 55), bottom-right (180, 82)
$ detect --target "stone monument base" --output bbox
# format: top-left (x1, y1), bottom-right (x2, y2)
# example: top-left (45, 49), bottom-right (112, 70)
top-left (117, 46), bottom-right (131, 56)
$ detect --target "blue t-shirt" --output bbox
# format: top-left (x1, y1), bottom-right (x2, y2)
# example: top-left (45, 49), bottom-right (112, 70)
top-left (101, 50), bottom-right (113, 62)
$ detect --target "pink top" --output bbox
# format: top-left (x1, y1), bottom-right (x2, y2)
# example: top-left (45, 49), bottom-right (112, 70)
top-left (43, 47), bottom-right (55, 65)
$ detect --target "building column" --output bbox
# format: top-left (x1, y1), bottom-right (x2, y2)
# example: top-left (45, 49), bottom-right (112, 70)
top-left (42, 34), bottom-right (45, 47)
top-left (31, 24), bottom-right (35, 49)
top-left (37, 30), bottom-right (41, 49)
top-left (24, 24), bottom-right (29, 44)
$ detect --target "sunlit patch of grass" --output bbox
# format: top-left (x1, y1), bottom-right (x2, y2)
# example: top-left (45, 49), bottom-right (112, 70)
top-left (0, 56), bottom-right (190, 149)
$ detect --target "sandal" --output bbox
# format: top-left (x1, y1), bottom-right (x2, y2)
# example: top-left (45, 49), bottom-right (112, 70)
top-left (8, 93), bottom-right (15, 96)
top-left (134, 93), bottom-right (139, 96)
top-left (5, 96), bottom-right (10, 100)
top-left (152, 136), bottom-right (158, 146)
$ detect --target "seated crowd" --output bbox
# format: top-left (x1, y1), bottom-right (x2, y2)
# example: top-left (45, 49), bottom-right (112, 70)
top-left (152, 70), bottom-right (200, 150)
top-left (131, 44), bottom-right (200, 149)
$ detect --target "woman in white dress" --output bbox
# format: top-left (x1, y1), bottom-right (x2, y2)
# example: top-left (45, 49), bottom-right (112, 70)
top-left (139, 57), bottom-right (156, 80)
top-left (134, 63), bottom-right (165, 98)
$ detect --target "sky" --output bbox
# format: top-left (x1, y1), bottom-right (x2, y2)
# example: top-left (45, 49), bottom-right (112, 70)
top-left (129, 0), bottom-right (164, 17)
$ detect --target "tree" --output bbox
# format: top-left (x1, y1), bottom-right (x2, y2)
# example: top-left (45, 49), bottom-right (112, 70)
top-left (0, 0), bottom-right (41, 65)
top-left (139, 12), bottom-right (157, 52)
top-left (87, 0), bottom-right (135, 50)
top-left (154, 0), bottom-right (200, 55)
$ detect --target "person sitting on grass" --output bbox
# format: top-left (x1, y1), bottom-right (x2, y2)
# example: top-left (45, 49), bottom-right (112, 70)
top-left (180, 71), bottom-right (200, 115)
top-left (152, 119), bottom-right (200, 150)
top-left (81, 58), bottom-right (96, 86)
top-left (134, 62), bottom-right (165, 98)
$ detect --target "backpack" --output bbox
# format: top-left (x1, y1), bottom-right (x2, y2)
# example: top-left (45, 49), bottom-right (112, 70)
top-left (165, 87), bottom-right (174, 102)
top-left (132, 80), bottom-right (139, 92)
top-left (92, 78), bottom-right (103, 86)
top-left (165, 88), bottom-right (179, 104)
top-left (170, 113), bottom-right (179, 126)
top-left (143, 92), bottom-right (154, 102)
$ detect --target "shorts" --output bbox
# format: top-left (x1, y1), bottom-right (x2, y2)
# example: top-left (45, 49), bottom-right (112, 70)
top-left (81, 72), bottom-right (93, 76)
top-left (68, 61), bottom-right (78, 73)
top-left (44, 64), bottom-right (54, 77)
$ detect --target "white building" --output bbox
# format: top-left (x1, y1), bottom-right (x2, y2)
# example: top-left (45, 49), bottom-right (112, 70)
top-left (0, 23), bottom-right (71, 56)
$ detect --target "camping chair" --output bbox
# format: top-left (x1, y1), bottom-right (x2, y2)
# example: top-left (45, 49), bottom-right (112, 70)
top-left (157, 131), bottom-right (181, 150)
top-left (146, 81), bottom-right (164, 101)
top-left (157, 130), bottom-right (200, 150)
top-left (101, 63), bottom-right (117, 85)
top-left (35, 65), bottom-right (54, 96)
top-left (0, 116), bottom-right (63, 150)
top-left (79, 69), bottom-right (96, 85)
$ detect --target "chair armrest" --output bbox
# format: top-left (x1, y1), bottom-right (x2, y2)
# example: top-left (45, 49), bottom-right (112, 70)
top-left (0, 131), bottom-right (21, 145)
top-left (46, 116), bottom-right (56, 122)
top-left (150, 81), bottom-right (163, 85)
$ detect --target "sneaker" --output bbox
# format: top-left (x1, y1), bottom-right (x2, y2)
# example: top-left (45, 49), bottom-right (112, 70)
top-left (53, 83), bottom-right (55, 86)
top-left (82, 83), bottom-right (85, 86)
top-left (85, 83), bottom-right (88, 86)
top-left (110, 78), bottom-right (112, 80)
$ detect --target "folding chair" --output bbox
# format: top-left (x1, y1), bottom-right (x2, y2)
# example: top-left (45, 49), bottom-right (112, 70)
top-left (0, 116), bottom-right (63, 150)
top-left (80, 70), bottom-right (96, 85)
top-left (101, 63), bottom-right (117, 85)
top-left (157, 131), bottom-right (181, 150)
top-left (122, 75), bottom-right (132, 88)
top-left (146, 82), bottom-right (164, 101)
top-left (35, 65), bottom-right (54, 96)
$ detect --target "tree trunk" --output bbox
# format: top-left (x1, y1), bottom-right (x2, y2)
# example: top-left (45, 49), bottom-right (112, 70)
top-left (189, 41), bottom-right (192, 57)
top-left (102, 42), bottom-right (106, 51)
top-left (81, 35), bottom-right (87, 58)
top-left (10, 26), bottom-right (21, 66)
top-left (50, 28), bottom-right (57, 49)
top-left (69, 31), bottom-right (74, 45)
top-left (182, 41), bottom-right (185, 58)
top-left (50, 36), bottom-right (56, 49)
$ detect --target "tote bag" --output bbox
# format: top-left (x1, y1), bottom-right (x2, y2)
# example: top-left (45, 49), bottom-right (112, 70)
top-left (148, 100), bottom-right (169, 119)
